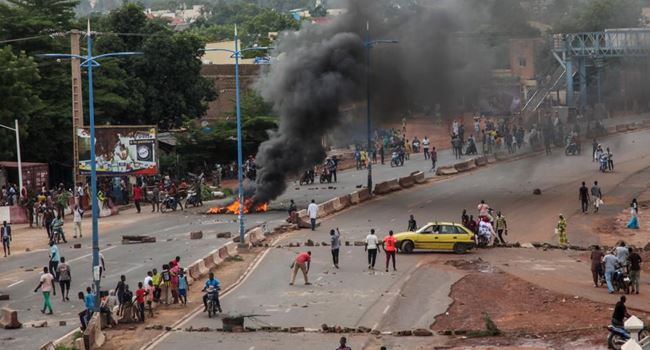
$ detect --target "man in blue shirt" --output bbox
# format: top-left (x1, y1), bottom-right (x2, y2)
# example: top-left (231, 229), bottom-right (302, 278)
top-left (202, 272), bottom-right (221, 313)
top-left (79, 286), bottom-right (95, 330)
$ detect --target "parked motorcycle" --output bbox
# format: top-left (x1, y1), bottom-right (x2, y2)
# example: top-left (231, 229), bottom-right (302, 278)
top-left (319, 167), bottom-right (332, 184)
top-left (607, 322), bottom-right (650, 350)
top-left (160, 195), bottom-right (178, 213)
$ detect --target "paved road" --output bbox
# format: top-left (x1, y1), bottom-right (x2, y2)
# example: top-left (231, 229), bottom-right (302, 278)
top-left (156, 127), bottom-right (650, 349)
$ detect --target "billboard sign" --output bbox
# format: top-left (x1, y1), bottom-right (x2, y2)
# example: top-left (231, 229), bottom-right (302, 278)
top-left (77, 126), bottom-right (158, 176)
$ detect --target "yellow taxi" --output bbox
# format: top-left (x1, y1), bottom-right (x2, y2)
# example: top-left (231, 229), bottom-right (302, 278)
top-left (395, 222), bottom-right (475, 254)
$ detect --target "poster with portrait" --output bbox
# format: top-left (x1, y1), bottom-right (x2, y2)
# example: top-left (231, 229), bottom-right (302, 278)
top-left (77, 126), bottom-right (158, 176)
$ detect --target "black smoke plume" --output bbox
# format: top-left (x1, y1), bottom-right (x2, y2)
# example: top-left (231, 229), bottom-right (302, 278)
top-left (252, 0), bottom-right (509, 203)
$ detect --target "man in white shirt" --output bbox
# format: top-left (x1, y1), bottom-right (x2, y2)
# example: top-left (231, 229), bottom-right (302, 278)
top-left (422, 136), bottom-right (430, 160)
top-left (307, 200), bottom-right (318, 231)
top-left (365, 229), bottom-right (380, 270)
top-left (73, 205), bottom-right (84, 238)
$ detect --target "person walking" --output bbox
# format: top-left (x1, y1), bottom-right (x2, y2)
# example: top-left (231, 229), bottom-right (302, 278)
top-left (289, 251), bottom-right (312, 286)
top-left (133, 184), bottom-right (142, 214)
top-left (590, 245), bottom-right (604, 288)
top-left (629, 247), bottom-right (642, 294)
top-left (607, 147), bottom-right (614, 171)
top-left (627, 198), bottom-right (640, 229)
top-left (72, 205), bottom-right (84, 239)
top-left (579, 182), bottom-right (590, 214)
top-left (430, 147), bottom-right (437, 172)
top-left (382, 230), bottom-right (397, 272)
top-left (34, 267), bottom-right (55, 314)
top-left (365, 229), bottom-right (380, 270)
top-left (1, 221), bottom-right (11, 257)
top-left (177, 269), bottom-right (188, 305)
top-left (57, 256), bottom-right (71, 301)
top-left (603, 251), bottom-right (618, 294)
top-left (307, 200), bottom-right (318, 231)
top-left (407, 215), bottom-right (417, 231)
top-left (83, 286), bottom-right (95, 326)
top-left (591, 181), bottom-right (603, 213)
top-left (330, 229), bottom-right (341, 269)
top-left (49, 241), bottom-right (60, 281)
top-left (494, 211), bottom-right (507, 244)
top-left (556, 214), bottom-right (568, 246)
top-left (592, 139), bottom-right (598, 162)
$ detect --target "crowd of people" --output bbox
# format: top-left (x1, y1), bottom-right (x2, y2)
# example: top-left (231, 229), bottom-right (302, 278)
top-left (590, 241), bottom-right (642, 295)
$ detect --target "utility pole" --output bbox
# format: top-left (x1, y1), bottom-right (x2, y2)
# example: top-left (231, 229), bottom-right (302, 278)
top-left (70, 30), bottom-right (84, 185)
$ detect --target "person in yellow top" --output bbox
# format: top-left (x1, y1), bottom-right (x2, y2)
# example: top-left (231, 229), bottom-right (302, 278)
top-left (151, 268), bottom-right (161, 302)
top-left (360, 150), bottom-right (368, 169)
top-left (557, 214), bottom-right (568, 246)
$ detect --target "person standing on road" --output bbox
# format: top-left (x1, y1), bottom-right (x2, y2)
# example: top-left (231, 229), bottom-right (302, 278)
top-left (133, 184), bottom-right (142, 214)
top-left (365, 229), bottom-right (380, 270)
top-left (1, 221), bottom-right (11, 257)
top-left (151, 185), bottom-right (160, 212)
top-left (177, 269), bottom-right (188, 305)
top-left (629, 247), bottom-right (642, 294)
top-left (145, 280), bottom-right (156, 317)
top-left (407, 215), bottom-right (417, 231)
top-left (34, 266), bottom-right (55, 314)
top-left (331, 155), bottom-right (338, 183)
top-left (336, 336), bottom-right (352, 350)
top-left (592, 139), bottom-right (598, 162)
top-left (495, 211), bottom-right (507, 244)
top-left (135, 282), bottom-right (146, 322)
top-left (615, 241), bottom-right (629, 266)
top-left (423, 136), bottom-right (430, 160)
top-left (308, 200), bottom-right (318, 231)
top-left (603, 251), bottom-right (619, 294)
top-left (607, 147), bottom-right (614, 171)
top-left (289, 251), bottom-right (312, 286)
top-left (590, 245), bottom-right (604, 288)
top-left (612, 296), bottom-right (630, 327)
top-left (556, 214), bottom-right (568, 246)
top-left (49, 241), bottom-right (60, 281)
top-left (591, 181), bottom-right (603, 213)
top-left (579, 182), bottom-right (590, 214)
top-left (382, 230), bottom-right (397, 272)
top-left (330, 229), bottom-right (341, 269)
top-left (115, 275), bottom-right (127, 315)
top-left (57, 256), bottom-right (71, 301)
top-left (73, 205), bottom-right (84, 238)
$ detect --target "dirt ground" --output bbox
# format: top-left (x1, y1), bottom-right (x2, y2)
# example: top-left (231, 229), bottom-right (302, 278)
top-left (433, 258), bottom-right (650, 350)
top-left (87, 248), bottom-right (263, 350)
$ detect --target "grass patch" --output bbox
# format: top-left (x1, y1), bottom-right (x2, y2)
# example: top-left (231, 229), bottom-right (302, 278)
top-left (466, 312), bottom-right (501, 338)
top-left (225, 255), bottom-right (244, 262)
top-left (55, 344), bottom-right (77, 350)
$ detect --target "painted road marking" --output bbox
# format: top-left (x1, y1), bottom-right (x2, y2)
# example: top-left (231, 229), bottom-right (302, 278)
top-left (8, 280), bottom-right (23, 288)
top-left (68, 245), bottom-right (117, 263)
top-left (285, 308), bottom-right (291, 313)
top-left (382, 305), bottom-right (390, 314)
top-left (249, 347), bottom-right (255, 350)
top-left (265, 309), bottom-right (280, 312)
top-left (372, 322), bottom-right (379, 330)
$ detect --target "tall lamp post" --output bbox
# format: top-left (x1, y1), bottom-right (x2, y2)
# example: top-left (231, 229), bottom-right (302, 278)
top-left (201, 25), bottom-right (270, 247)
top-left (40, 21), bottom-right (142, 310)
top-left (365, 21), bottom-right (398, 191)
top-left (0, 120), bottom-right (23, 196)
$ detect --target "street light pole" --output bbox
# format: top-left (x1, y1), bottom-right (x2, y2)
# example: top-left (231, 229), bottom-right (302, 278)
top-left (0, 120), bottom-right (23, 195)
top-left (364, 21), bottom-right (398, 193)
top-left (39, 21), bottom-right (142, 310)
top-left (202, 27), bottom-right (270, 247)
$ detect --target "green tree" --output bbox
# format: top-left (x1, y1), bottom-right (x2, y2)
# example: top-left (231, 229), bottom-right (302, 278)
top-left (0, 47), bottom-right (41, 160)
top-left (554, 0), bottom-right (642, 33)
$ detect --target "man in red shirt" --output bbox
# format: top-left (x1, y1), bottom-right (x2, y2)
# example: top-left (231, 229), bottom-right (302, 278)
top-left (382, 230), bottom-right (397, 272)
top-left (290, 251), bottom-right (312, 286)
top-left (135, 281), bottom-right (147, 322)
top-left (133, 184), bottom-right (142, 214)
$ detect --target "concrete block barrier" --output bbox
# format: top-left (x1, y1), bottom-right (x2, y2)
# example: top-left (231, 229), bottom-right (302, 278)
top-left (373, 180), bottom-right (392, 195)
top-left (225, 241), bottom-right (238, 256)
top-left (486, 154), bottom-right (497, 163)
top-left (474, 155), bottom-right (488, 166)
top-left (453, 159), bottom-right (477, 172)
top-left (190, 231), bottom-right (203, 240)
top-left (615, 124), bottom-right (627, 132)
top-left (212, 250), bottom-right (224, 266)
top-left (627, 123), bottom-right (638, 131)
top-left (644, 119), bottom-right (650, 127)
top-left (203, 255), bottom-right (216, 269)
top-left (607, 125), bottom-right (617, 134)
top-left (0, 307), bottom-right (21, 329)
top-left (357, 188), bottom-right (371, 202)
top-left (337, 194), bottom-right (351, 209)
top-left (436, 166), bottom-right (458, 176)
top-left (188, 261), bottom-right (202, 280)
top-left (386, 178), bottom-right (401, 191)
top-left (83, 313), bottom-right (105, 349)
top-left (398, 176), bottom-right (415, 188)
top-left (319, 199), bottom-right (337, 217)
top-left (411, 171), bottom-right (426, 184)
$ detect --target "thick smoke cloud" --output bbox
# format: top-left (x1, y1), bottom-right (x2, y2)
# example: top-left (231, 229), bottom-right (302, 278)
top-left (252, 0), bottom-right (499, 203)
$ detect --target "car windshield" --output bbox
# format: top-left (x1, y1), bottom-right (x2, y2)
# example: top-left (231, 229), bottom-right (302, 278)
top-left (417, 224), bottom-right (439, 234)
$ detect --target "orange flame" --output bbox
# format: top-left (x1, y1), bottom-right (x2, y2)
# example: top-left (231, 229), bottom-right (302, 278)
top-left (207, 198), bottom-right (268, 215)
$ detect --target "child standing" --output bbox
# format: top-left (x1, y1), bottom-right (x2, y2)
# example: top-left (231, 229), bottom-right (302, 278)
top-left (145, 280), bottom-right (155, 318)
top-left (135, 282), bottom-right (146, 322)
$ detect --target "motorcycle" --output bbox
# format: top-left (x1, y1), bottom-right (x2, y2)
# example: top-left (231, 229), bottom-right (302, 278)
top-left (608, 322), bottom-right (650, 350)
top-left (205, 287), bottom-right (222, 318)
top-left (319, 167), bottom-right (332, 184)
top-left (612, 267), bottom-right (631, 294)
top-left (390, 152), bottom-right (403, 167)
top-left (300, 169), bottom-right (315, 185)
top-left (565, 142), bottom-right (579, 156)
top-left (186, 190), bottom-right (202, 207)
top-left (50, 226), bottom-right (67, 243)
top-left (160, 195), bottom-right (178, 213)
